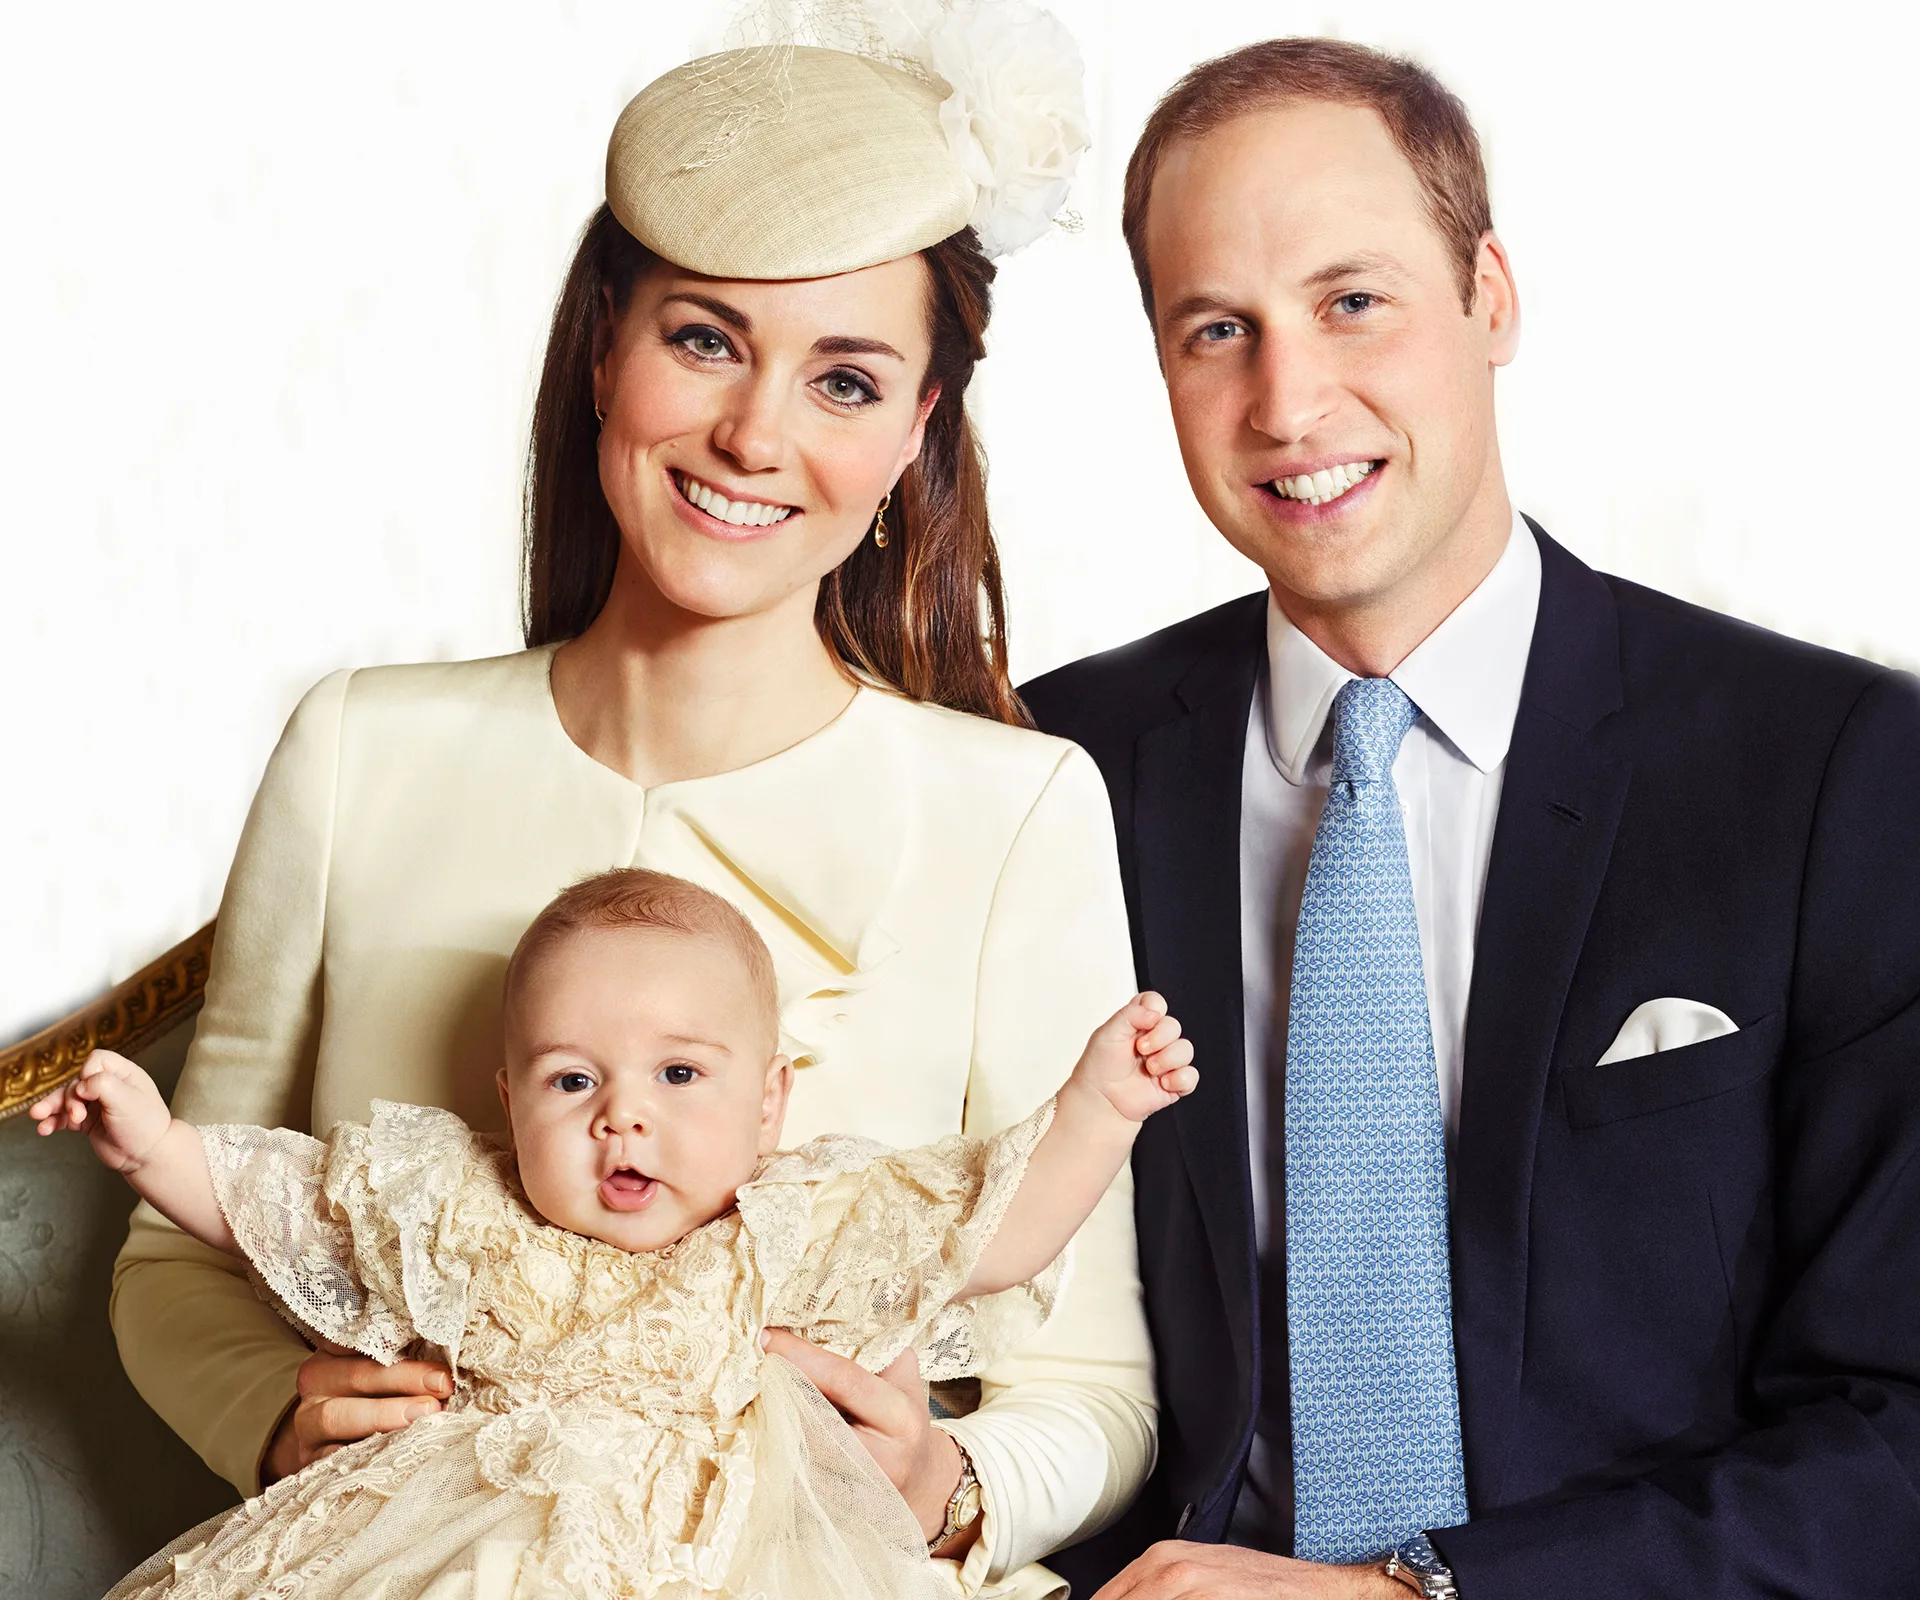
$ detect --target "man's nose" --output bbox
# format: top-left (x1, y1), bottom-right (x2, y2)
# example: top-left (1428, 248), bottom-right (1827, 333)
top-left (710, 373), bottom-right (787, 474)
top-left (1245, 328), bottom-right (1341, 444)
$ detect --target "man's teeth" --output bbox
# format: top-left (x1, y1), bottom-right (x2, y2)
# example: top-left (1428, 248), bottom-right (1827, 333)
top-left (1270, 460), bottom-right (1377, 506)
top-left (677, 472), bottom-right (794, 528)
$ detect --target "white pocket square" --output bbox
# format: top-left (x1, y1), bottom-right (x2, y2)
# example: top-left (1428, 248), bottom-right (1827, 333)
top-left (1596, 998), bottom-right (1740, 1066)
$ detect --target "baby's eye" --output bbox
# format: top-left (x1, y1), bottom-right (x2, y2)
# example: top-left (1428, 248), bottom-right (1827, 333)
top-left (554, 1071), bottom-right (595, 1094)
top-left (660, 1064), bottom-right (699, 1087)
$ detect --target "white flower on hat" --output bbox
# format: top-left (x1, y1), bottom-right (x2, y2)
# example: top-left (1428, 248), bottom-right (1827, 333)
top-left (867, 0), bottom-right (1090, 257)
top-left (728, 0), bottom-right (1091, 257)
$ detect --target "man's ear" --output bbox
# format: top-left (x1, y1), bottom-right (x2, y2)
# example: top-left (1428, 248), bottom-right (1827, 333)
top-left (1474, 230), bottom-right (1521, 368)
top-left (758, 1054), bottom-right (795, 1155)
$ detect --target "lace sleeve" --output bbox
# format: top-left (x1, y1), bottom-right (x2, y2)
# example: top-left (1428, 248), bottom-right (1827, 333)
top-left (740, 1099), bottom-right (1064, 1382)
top-left (198, 1101), bottom-right (494, 1366)
top-left (199, 1122), bottom-right (418, 1362)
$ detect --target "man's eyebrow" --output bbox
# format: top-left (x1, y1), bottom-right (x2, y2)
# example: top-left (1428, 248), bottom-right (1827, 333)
top-left (1159, 291), bottom-right (1247, 327)
top-left (1301, 252), bottom-right (1411, 290)
top-left (665, 292), bottom-right (753, 333)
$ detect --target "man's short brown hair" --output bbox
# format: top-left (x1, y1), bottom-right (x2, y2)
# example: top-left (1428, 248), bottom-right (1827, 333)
top-left (505, 868), bottom-right (780, 1047)
top-left (1122, 37), bottom-right (1493, 320)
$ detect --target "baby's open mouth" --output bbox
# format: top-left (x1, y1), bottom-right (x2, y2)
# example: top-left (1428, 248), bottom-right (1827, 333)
top-left (599, 1167), bottom-right (661, 1212)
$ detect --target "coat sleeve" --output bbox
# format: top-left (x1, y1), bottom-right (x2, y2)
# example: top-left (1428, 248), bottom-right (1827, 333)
top-left (1434, 668), bottom-right (1920, 1599)
top-left (939, 743), bottom-right (1159, 1593)
top-left (109, 669), bottom-right (351, 1496)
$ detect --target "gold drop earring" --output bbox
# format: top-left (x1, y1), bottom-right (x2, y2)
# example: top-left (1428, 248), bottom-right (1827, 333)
top-left (873, 490), bottom-right (892, 549)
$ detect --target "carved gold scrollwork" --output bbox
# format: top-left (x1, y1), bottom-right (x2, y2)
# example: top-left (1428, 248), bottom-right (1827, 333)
top-left (0, 921), bottom-right (217, 1120)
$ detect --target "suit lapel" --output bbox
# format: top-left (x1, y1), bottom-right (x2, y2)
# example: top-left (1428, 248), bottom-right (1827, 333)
top-left (1133, 597), bottom-right (1266, 1385)
top-left (1452, 524), bottom-right (1631, 1506)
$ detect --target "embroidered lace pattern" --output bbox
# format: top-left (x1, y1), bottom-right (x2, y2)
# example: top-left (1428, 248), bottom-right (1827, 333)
top-left (107, 1099), bottom-right (1059, 1600)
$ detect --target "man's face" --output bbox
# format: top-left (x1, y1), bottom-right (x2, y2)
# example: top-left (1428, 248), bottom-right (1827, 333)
top-left (1144, 99), bottom-right (1518, 624)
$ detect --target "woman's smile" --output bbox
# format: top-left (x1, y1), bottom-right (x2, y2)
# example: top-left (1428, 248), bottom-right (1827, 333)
top-left (670, 468), bottom-right (799, 531)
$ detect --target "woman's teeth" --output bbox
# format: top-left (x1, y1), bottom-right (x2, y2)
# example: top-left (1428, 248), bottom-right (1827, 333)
top-left (1270, 461), bottom-right (1377, 506)
top-left (675, 472), bottom-right (794, 528)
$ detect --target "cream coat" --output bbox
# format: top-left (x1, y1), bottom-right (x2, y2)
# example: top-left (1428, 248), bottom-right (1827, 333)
top-left (110, 647), bottom-right (1154, 1597)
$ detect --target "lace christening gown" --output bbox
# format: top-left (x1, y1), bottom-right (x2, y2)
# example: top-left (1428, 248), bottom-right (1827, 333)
top-left (108, 1099), bottom-right (1062, 1600)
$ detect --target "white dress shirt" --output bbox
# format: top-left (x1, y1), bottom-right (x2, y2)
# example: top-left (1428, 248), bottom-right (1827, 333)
top-left (1229, 515), bottom-right (1541, 1548)
top-left (1239, 513), bottom-right (1541, 1244)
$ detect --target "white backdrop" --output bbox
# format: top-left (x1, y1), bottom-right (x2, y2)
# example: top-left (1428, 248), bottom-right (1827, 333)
top-left (4, 0), bottom-right (1916, 1046)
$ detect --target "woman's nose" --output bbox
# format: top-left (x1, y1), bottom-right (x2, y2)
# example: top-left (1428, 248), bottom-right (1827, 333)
top-left (710, 376), bottom-right (786, 473)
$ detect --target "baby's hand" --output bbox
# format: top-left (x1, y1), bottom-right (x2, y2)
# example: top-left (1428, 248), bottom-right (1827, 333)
top-left (28, 1050), bottom-right (173, 1172)
top-left (1073, 992), bottom-right (1198, 1124)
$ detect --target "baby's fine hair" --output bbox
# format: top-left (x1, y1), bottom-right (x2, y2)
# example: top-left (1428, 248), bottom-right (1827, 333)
top-left (505, 868), bottom-right (780, 1043)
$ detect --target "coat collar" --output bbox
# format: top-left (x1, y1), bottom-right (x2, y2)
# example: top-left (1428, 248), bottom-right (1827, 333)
top-left (1451, 519), bottom-right (1631, 1504)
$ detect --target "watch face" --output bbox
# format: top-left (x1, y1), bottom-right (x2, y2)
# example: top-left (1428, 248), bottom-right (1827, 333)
top-left (955, 1481), bottom-right (984, 1528)
top-left (1394, 1533), bottom-right (1446, 1576)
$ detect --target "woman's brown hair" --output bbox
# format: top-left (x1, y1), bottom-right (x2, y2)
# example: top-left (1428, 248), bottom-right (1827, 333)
top-left (522, 206), bottom-right (1029, 727)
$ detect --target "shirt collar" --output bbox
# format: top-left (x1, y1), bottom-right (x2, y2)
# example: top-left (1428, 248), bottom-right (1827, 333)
top-left (1264, 511), bottom-right (1542, 783)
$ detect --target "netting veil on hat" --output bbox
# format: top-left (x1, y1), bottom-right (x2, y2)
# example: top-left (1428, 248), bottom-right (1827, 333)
top-left (606, 0), bottom-right (1091, 278)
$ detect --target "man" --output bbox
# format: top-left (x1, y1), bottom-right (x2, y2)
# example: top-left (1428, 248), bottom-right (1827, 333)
top-left (1026, 38), bottom-right (1920, 1600)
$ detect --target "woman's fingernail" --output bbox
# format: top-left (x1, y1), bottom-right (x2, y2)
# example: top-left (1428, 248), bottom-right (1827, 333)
top-left (759, 1330), bottom-right (771, 1350)
top-left (405, 1402), bottom-right (436, 1420)
top-left (432, 1373), bottom-right (452, 1396)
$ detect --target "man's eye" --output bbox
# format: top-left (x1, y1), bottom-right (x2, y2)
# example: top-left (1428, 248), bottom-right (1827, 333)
top-left (554, 1071), bottom-right (595, 1093)
top-left (1196, 320), bottom-right (1243, 343)
top-left (661, 1065), bottom-right (698, 1086)
top-left (1333, 293), bottom-right (1378, 316)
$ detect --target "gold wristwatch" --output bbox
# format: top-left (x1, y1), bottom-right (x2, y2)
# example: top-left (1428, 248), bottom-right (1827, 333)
top-left (929, 1436), bottom-right (983, 1551)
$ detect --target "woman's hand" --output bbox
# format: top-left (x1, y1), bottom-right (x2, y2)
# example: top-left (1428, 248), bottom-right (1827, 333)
top-left (761, 1330), bottom-right (974, 1555)
top-left (262, 1348), bottom-right (453, 1484)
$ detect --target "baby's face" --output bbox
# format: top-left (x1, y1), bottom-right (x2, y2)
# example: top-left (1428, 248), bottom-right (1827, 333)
top-left (499, 924), bottom-right (790, 1253)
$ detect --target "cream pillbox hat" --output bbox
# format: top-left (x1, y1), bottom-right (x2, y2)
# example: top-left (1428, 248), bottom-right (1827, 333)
top-left (604, 1), bottom-right (1090, 280)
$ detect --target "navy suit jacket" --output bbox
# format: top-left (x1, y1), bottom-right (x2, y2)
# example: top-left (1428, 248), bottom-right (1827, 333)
top-left (1022, 523), bottom-right (1920, 1599)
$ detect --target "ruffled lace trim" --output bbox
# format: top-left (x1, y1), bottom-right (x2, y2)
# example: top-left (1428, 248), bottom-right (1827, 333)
top-left (739, 1097), bottom-right (1064, 1380)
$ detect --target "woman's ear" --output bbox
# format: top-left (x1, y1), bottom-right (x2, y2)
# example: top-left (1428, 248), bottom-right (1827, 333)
top-left (890, 384), bottom-right (941, 481)
top-left (758, 1054), bottom-right (795, 1154)
top-left (591, 284), bottom-right (619, 417)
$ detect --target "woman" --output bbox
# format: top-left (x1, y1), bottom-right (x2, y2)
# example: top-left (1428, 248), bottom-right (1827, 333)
top-left (110, 17), bottom-right (1150, 1599)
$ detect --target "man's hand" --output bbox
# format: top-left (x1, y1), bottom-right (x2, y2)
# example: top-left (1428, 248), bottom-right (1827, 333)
top-left (760, 1330), bottom-right (971, 1552)
top-left (262, 1348), bottom-right (453, 1484)
top-left (1092, 1541), bottom-right (1401, 1598)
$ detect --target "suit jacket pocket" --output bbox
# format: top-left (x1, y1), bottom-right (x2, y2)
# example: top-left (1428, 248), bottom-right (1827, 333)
top-left (1563, 1010), bottom-right (1784, 1129)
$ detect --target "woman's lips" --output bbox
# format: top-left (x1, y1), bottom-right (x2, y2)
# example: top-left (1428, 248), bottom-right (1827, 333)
top-left (599, 1170), bottom-right (661, 1212)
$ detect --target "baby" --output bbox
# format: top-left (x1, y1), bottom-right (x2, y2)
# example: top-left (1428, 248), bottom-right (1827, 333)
top-left (35, 868), bottom-right (1195, 1600)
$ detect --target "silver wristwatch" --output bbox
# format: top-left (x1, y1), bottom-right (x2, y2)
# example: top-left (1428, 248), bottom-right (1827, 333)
top-left (1383, 1533), bottom-right (1459, 1599)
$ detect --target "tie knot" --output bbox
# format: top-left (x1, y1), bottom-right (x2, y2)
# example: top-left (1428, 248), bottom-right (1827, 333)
top-left (1329, 678), bottom-right (1418, 786)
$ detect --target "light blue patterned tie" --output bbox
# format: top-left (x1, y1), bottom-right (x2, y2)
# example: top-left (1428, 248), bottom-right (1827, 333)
top-left (1285, 678), bottom-right (1468, 1562)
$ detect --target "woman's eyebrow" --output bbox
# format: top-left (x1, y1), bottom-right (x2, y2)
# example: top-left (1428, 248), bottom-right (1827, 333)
top-left (811, 334), bottom-right (905, 362)
top-left (666, 292), bottom-right (753, 332)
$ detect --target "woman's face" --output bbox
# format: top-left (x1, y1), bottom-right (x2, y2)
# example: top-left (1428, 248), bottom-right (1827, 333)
top-left (592, 255), bottom-right (940, 624)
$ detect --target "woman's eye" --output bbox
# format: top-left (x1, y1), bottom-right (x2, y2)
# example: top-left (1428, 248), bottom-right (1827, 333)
top-left (660, 1064), bottom-right (698, 1087)
top-left (672, 325), bottom-right (734, 361)
top-left (554, 1071), bottom-right (595, 1094)
top-left (818, 369), bottom-right (878, 407)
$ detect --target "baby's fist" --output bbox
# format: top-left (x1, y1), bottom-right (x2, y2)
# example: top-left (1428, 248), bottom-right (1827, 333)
top-left (1077, 992), bottom-right (1199, 1123)
top-left (27, 1050), bottom-right (171, 1171)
